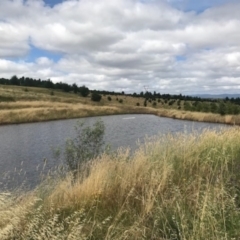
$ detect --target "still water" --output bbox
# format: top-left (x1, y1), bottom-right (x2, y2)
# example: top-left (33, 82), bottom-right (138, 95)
top-left (0, 114), bottom-right (227, 189)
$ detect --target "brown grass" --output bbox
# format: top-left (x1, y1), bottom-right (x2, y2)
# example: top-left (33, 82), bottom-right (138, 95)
top-left (1, 85), bottom-right (240, 125)
top-left (1, 127), bottom-right (240, 239)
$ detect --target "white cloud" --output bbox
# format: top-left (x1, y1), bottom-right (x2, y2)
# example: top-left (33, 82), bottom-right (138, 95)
top-left (0, 22), bottom-right (30, 57)
top-left (0, 0), bottom-right (240, 94)
top-left (0, 59), bottom-right (29, 74)
top-left (36, 57), bottom-right (54, 66)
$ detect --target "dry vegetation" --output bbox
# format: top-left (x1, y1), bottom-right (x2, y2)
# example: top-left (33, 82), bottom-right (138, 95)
top-left (1, 127), bottom-right (240, 239)
top-left (1, 84), bottom-right (240, 125)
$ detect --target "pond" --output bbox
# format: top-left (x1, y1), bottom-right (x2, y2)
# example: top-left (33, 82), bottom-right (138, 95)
top-left (0, 114), bottom-right (228, 190)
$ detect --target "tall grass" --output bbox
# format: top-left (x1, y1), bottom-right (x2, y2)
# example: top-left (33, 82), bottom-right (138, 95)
top-left (1, 127), bottom-right (240, 239)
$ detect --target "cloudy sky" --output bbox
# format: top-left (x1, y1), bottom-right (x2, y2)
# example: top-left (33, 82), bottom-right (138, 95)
top-left (0, 0), bottom-right (240, 94)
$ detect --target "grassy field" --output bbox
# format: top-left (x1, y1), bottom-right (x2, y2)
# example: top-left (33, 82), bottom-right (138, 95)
top-left (1, 85), bottom-right (240, 125)
top-left (1, 127), bottom-right (240, 239)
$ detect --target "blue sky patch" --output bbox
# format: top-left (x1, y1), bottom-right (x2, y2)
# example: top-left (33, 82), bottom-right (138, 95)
top-left (27, 45), bottom-right (62, 63)
top-left (43, 0), bottom-right (230, 13)
top-left (44, 0), bottom-right (65, 7)
top-left (176, 55), bottom-right (186, 62)
top-left (169, 0), bottom-right (230, 13)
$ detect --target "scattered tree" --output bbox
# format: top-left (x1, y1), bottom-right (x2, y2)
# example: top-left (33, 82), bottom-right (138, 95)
top-left (72, 83), bottom-right (78, 94)
top-left (91, 92), bottom-right (102, 102)
top-left (79, 85), bottom-right (90, 97)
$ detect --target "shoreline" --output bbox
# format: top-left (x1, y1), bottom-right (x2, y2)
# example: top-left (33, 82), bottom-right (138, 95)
top-left (0, 105), bottom-right (239, 126)
top-left (1, 85), bottom-right (240, 127)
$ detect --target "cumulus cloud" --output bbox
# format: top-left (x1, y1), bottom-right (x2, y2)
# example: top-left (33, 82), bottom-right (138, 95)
top-left (0, 22), bottom-right (30, 57)
top-left (0, 0), bottom-right (240, 94)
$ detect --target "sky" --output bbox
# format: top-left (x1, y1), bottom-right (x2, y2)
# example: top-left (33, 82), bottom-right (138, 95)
top-left (0, 0), bottom-right (240, 94)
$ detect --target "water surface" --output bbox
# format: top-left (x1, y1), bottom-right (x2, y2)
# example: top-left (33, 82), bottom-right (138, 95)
top-left (0, 114), bottom-right (227, 189)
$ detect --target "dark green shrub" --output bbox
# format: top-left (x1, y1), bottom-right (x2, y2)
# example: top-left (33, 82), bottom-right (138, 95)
top-left (119, 99), bottom-right (123, 103)
top-left (152, 102), bottom-right (157, 107)
top-left (107, 96), bottom-right (112, 101)
top-left (210, 102), bottom-right (218, 113)
top-left (136, 102), bottom-right (140, 106)
top-left (91, 92), bottom-right (102, 102)
top-left (219, 102), bottom-right (226, 115)
top-left (79, 85), bottom-right (89, 97)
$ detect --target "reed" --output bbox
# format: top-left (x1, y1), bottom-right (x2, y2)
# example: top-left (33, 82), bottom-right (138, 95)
top-left (1, 127), bottom-right (240, 239)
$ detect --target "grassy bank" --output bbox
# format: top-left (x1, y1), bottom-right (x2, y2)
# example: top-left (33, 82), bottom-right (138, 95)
top-left (1, 85), bottom-right (240, 125)
top-left (1, 127), bottom-right (240, 239)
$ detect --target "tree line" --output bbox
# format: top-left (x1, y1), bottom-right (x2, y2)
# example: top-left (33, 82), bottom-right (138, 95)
top-left (1, 76), bottom-right (240, 114)
top-left (0, 75), bottom-right (91, 95)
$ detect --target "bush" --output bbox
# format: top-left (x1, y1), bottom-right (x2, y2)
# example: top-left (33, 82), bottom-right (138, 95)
top-left (136, 102), bottom-right (140, 106)
top-left (107, 96), bottom-right (112, 101)
top-left (219, 102), bottom-right (226, 116)
top-left (64, 120), bottom-right (105, 177)
top-left (79, 85), bottom-right (89, 97)
top-left (152, 102), bottom-right (157, 107)
top-left (91, 92), bottom-right (102, 102)
top-left (118, 99), bottom-right (123, 103)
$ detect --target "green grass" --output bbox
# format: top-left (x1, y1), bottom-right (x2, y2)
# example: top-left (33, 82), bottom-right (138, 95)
top-left (1, 127), bottom-right (240, 239)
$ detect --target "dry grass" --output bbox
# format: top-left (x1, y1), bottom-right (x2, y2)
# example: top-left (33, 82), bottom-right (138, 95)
top-left (0, 104), bottom-right (122, 124)
top-left (1, 85), bottom-right (240, 125)
top-left (1, 127), bottom-right (240, 239)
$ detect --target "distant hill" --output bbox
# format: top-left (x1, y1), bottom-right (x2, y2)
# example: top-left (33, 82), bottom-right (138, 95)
top-left (194, 94), bottom-right (240, 99)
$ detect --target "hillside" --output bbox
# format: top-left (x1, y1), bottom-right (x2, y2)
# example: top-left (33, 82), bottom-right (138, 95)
top-left (1, 84), bottom-right (240, 125)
